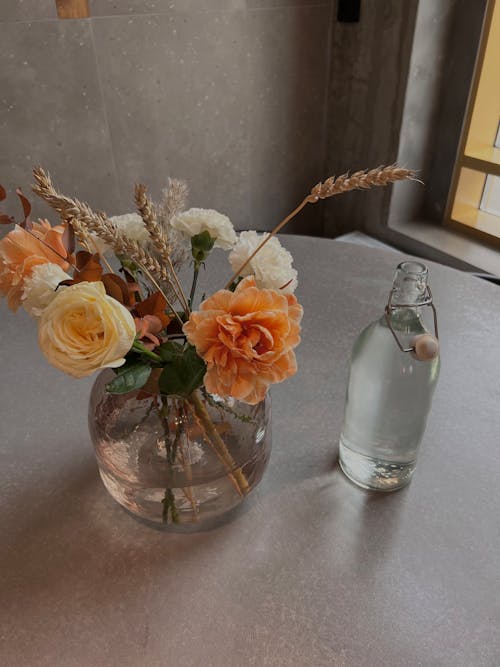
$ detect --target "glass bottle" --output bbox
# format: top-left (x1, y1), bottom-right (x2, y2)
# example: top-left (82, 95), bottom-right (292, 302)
top-left (339, 261), bottom-right (440, 491)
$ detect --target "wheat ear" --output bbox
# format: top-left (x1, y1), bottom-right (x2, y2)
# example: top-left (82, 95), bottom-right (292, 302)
top-left (135, 183), bottom-right (168, 255)
top-left (225, 164), bottom-right (416, 289)
top-left (135, 183), bottom-right (190, 314)
top-left (32, 168), bottom-right (173, 288)
top-left (309, 164), bottom-right (415, 199)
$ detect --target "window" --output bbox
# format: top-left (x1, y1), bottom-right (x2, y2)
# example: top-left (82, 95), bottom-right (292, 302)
top-left (447, 0), bottom-right (500, 244)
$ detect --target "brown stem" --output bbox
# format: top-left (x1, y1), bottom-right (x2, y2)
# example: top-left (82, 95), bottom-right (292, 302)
top-left (135, 261), bottom-right (185, 328)
top-left (85, 232), bottom-right (116, 275)
top-left (224, 165), bottom-right (416, 290)
top-left (166, 254), bottom-right (191, 316)
top-left (175, 404), bottom-right (198, 518)
top-left (187, 389), bottom-right (249, 496)
top-left (18, 224), bottom-right (80, 273)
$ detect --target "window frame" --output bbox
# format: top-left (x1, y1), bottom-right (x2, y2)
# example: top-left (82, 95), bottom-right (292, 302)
top-left (445, 0), bottom-right (500, 247)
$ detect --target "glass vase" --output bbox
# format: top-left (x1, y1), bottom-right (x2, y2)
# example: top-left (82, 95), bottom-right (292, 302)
top-left (88, 370), bottom-right (272, 527)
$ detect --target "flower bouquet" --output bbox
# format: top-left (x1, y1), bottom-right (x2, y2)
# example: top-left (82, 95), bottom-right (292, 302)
top-left (0, 165), bottom-right (413, 526)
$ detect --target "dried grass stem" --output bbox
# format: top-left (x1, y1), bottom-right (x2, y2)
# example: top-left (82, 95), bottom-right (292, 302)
top-left (135, 183), bottom-right (190, 314)
top-left (225, 164), bottom-right (415, 288)
top-left (32, 168), bottom-right (175, 290)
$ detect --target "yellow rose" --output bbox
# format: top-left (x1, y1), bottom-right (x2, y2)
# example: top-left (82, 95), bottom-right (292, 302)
top-left (38, 281), bottom-right (136, 378)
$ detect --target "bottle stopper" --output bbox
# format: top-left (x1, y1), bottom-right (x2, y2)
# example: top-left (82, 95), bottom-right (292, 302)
top-left (411, 334), bottom-right (439, 361)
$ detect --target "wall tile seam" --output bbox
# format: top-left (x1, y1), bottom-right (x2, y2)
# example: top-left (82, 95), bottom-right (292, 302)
top-left (248, 2), bottom-right (331, 9)
top-left (87, 18), bottom-right (121, 211)
top-left (0, 18), bottom-right (64, 25)
top-left (90, 9), bottom-right (243, 21)
top-left (89, 3), bottom-right (331, 20)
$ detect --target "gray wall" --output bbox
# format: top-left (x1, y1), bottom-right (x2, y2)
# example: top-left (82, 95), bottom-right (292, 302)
top-left (1, 1), bottom-right (482, 241)
top-left (0, 0), bottom-right (333, 235)
top-left (323, 0), bottom-right (419, 238)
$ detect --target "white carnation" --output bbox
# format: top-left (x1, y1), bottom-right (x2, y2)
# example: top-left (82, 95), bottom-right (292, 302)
top-left (228, 231), bottom-right (298, 294)
top-left (92, 212), bottom-right (149, 255)
top-left (22, 263), bottom-right (71, 318)
top-left (171, 208), bottom-right (237, 250)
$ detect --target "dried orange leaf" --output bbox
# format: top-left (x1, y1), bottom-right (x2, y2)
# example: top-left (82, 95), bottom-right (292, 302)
top-left (62, 221), bottom-right (76, 256)
top-left (101, 273), bottom-right (131, 305)
top-left (135, 291), bottom-right (170, 328)
top-left (15, 188), bottom-right (32, 227)
top-left (73, 251), bottom-right (103, 283)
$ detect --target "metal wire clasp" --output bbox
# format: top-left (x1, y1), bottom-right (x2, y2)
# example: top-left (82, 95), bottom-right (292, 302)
top-left (384, 286), bottom-right (439, 353)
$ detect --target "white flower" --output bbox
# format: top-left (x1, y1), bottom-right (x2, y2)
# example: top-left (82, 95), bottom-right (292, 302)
top-left (228, 231), bottom-right (298, 294)
top-left (22, 263), bottom-right (71, 318)
top-left (171, 208), bottom-right (237, 250)
top-left (92, 213), bottom-right (149, 255)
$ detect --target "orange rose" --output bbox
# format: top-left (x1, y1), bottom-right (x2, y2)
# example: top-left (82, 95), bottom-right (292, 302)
top-left (0, 220), bottom-right (69, 311)
top-left (183, 276), bottom-right (303, 404)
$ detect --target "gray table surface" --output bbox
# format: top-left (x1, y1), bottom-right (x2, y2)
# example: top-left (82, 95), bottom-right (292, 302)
top-left (1, 237), bottom-right (500, 667)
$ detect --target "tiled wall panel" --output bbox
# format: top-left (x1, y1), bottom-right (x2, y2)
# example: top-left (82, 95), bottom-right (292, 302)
top-left (1, 1), bottom-right (332, 234)
top-left (0, 19), bottom-right (120, 221)
top-left (247, 5), bottom-right (331, 234)
top-left (91, 9), bottom-right (249, 225)
top-left (89, 0), bottom-right (246, 15)
top-left (0, 1), bottom-right (56, 23)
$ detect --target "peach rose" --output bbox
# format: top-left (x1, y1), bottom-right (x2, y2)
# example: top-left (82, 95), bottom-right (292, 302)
top-left (38, 281), bottom-right (136, 378)
top-left (0, 220), bottom-right (69, 311)
top-left (183, 276), bottom-right (303, 404)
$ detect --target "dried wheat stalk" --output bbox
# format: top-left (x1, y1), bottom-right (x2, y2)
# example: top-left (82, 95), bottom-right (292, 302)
top-left (156, 179), bottom-right (190, 266)
top-left (32, 168), bottom-right (172, 287)
top-left (135, 182), bottom-right (190, 313)
top-left (309, 165), bottom-right (414, 200)
top-left (135, 183), bottom-right (168, 256)
top-left (225, 164), bottom-right (416, 288)
top-left (158, 178), bottom-right (188, 230)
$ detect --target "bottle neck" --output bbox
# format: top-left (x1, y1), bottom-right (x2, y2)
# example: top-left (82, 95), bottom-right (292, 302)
top-left (385, 261), bottom-right (430, 335)
top-left (390, 261), bottom-right (429, 307)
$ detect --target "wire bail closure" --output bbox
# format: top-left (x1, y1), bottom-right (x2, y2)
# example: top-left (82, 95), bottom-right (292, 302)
top-left (384, 286), bottom-right (439, 354)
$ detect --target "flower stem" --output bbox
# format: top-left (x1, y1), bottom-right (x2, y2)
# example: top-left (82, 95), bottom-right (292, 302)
top-left (188, 260), bottom-right (201, 311)
top-left (132, 339), bottom-right (162, 362)
top-left (159, 397), bottom-right (180, 524)
top-left (162, 488), bottom-right (179, 524)
top-left (187, 389), bottom-right (249, 496)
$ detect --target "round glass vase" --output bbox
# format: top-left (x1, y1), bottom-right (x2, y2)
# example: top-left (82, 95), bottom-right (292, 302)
top-left (88, 370), bottom-right (272, 527)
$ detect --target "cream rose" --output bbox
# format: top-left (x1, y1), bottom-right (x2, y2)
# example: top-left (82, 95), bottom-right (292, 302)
top-left (171, 208), bottom-right (237, 249)
top-left (22, 262), bottom-right (71, 318)
top-left (38, 281), bottom-right (136, 378)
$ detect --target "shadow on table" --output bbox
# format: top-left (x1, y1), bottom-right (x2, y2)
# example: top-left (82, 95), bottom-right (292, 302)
top-left (0, 454), bottom-right (243, 624)
top-left (311, 462), bottom-right (409, 575)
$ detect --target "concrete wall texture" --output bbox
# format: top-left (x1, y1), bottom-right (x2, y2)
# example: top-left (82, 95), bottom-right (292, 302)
top-left (0, 0), bottom-right (332, 235)
top-left (0, 1), bottom-right (484, 237)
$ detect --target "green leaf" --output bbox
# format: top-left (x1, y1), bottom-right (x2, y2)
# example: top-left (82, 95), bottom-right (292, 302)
top-left (156, 341), bottom-right (183, 363)
top-left (106, 362), bottom-right (152, 394)
top-left (159, 345), bottom-right (206, 398)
